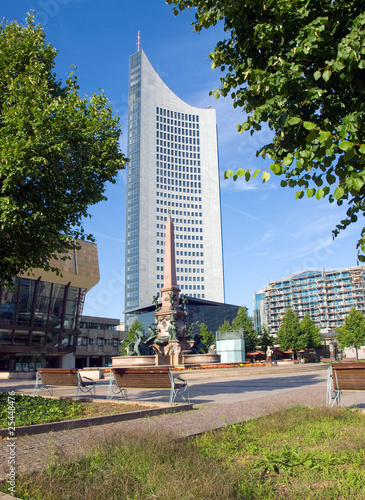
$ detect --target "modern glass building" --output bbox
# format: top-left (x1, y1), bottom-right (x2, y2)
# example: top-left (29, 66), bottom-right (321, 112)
top-left (125, 49), bottom-right (224, 312)
top-left (254, 266), bottom-right (365, 335)
top-left (0, 241), bottom-right (100, 372)
top-left (125, 297), bottom-right (239, 336)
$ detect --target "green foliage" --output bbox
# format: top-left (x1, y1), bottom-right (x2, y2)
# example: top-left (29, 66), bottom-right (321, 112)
top-left (277, 308), bottom-right (305, 356)
top-left (232, 306), bottom-right (258, 353)
top-left (277, 310), bottom-right (322, 356)
top-left (258, 324), bottom-right (275, 351)
top-left (0, 393), bottom-right (84, 428)
top-left (218, 307), bottom-right (258, 352)
top-left (196, 406), bottom-right (365, 498)
top-left (0, 14), bottom-right (126, 284)
top-left (121, 319), bottom-right (144, 355)
top-left (300, 313), bottom-right (322, 349)
top-left (199, 322), bottom-right (215, 353)
top-left (217, 319), bottom-right (233, 332)
top-left (336, 307), bottom-right (365, 358)
top-left (167, 0), bottom-right (365, 260)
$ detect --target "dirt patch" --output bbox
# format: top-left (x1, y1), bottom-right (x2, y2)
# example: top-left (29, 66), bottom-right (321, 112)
top-left (77, 401), bottom-right (157, 418)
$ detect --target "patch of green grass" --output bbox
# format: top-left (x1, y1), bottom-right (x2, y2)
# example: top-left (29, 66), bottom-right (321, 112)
top-left (0, 393), bottom-right (85, 427)
top-left (2, 406), bottom-right (365, 499)
top-left (195, 406), bottom-right (365, 499)
top-left (0, 393), bottom-right (150, 428)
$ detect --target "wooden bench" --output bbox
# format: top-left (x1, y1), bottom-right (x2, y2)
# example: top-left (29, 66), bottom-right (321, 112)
top-left (326, 362), bottom-right (365, 407)
top-left (107, 367), bottom-right (189, 404)
top-left (34, 368), bottom-right (96, 397)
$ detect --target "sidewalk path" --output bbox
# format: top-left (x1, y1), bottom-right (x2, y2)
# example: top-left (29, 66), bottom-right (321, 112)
top-left (1, 363), bottom-right (363, 483)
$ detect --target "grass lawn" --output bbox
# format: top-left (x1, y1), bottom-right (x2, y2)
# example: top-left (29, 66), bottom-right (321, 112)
top-left (0, 393), bottom-right (153, 428)
top-left (1, 405), bottom-right (365, 499)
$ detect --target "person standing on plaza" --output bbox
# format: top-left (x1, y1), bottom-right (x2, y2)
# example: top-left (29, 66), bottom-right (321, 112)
top-left (266, 346), bottom-right (273, 366)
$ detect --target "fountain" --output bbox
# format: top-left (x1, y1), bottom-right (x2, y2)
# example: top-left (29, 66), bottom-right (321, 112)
top-left (112, 213), bottom-right (220, 367)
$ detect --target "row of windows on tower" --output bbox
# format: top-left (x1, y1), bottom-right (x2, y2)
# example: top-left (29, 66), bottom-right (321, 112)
top-left (157, 139), bottom-right (199, 152)
top-left (156, 172), bottom-right (201, 182)
top-left (156, 193), bottom-right (202, 203)
top-left (156, 131), bottom-right (199, 145)
top-left (157, 278), bottom-right (205, 286)
top-left (156, 215), bottom-right (203, 226)
top-left (155, 242), bottom-right (203, 253)
top-left (156, 115), bottom-right (199, 129)
top-left (154, 123), bottom-right (199, 139)
top-left (156, 108), bottom-right (199, 123)
top-left (157, 166), bottom-right (201, 175)
top-left (156, 202), bottom-right (202, 210)
top-left (156, 154), bottom-right (200, 163)
top-left (156, 187), bottom-right (201, 195)
top-left (156, 122), bottom-right (199, 133)
top-left (156, 211), bottom-right (202, 218)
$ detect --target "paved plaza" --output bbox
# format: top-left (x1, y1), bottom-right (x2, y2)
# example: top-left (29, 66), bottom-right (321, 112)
top-left (1, 363), bottom-right (364, 490)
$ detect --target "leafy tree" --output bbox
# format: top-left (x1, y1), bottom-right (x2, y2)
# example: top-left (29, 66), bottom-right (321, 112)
top-left (218, 319), bottom-right (233, 332)
top-left (0, 14), bottom-right (126, 285)
top-left (199, 322), bottom-right (215, 353)
top-left (121, 319), bottom-right (144, 356)
top-left (258, 324), bottom-right (275, 352)
top-left (299, 313), bottom-right (322, 350)
top-left (168, 0), bottom-right (365, 259)
top-left (232, 306), bottom-right (258, 353)
top-left (277, 308), bottom-right (307, 359)
top-left (336, 307), bottom-right (365, 359)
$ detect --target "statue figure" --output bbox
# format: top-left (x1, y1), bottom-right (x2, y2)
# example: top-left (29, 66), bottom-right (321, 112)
top-left (127, 329), bottom-right (156, 356)
top-left (152, 294), bottom-right (161, 312)
top-left (190, 333), bottom-right (204, 354)
top-left (184, 321), bottom-right (198, 340)
top-left (168, 318), bottom-right (178, 341)
top-left (208, 344), bottom-right (217, 354)
top-left (168, 291), bottom-right (175, 310)
top-left (153, 335), bottom-right (170, 355)
top-left (181, 294), bottom-right (189, 311)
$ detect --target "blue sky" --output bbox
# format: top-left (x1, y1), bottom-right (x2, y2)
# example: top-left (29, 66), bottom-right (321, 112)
top-left (2, 0), bottom-right (363, 320)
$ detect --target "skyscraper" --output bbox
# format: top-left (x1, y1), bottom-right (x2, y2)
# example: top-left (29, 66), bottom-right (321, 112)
top-left (125, 49), bottom-right (224, 311)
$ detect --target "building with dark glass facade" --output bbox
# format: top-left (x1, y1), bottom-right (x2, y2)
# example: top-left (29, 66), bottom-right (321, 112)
top-left (125, 297), bottom-right (240, 336)
top-left (0, 241), bottom-right (99, 373)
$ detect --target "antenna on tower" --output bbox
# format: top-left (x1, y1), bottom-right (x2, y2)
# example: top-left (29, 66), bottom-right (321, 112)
top-left (137, 30), bottom-right (141, 52)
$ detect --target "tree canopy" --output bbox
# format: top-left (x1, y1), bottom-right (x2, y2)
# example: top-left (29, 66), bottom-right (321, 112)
top-left (277, 308), bottom-right (304, 357)
top-left (232, 306), bottom-right (258, 352)
top-left (299, 313), bottom-right (322, 350)
top-left (199, 322), bottom-right (215, 353)
top-left (258, 324), bottom-right (274, 352)
top-left (336, 307), bottom-right (365, 358)
top-left (0, 14), bottom-right (126, 284)
top-left (168, 0), bottom-right (365, 258)
top-left (277, 309), bottom-right (322, 357)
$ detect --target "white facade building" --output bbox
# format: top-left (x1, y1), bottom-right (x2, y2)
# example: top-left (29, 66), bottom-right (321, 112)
top-left (254, 266), bottom-right (365, 335)
top-left (125, 50), bottom-right (224, 311)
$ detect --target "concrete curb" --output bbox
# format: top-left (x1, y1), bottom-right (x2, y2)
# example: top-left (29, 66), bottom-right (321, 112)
top-left (0, 403), bottom-right (193, 438)
top-left (0, 492), bottom-right (22, 500)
